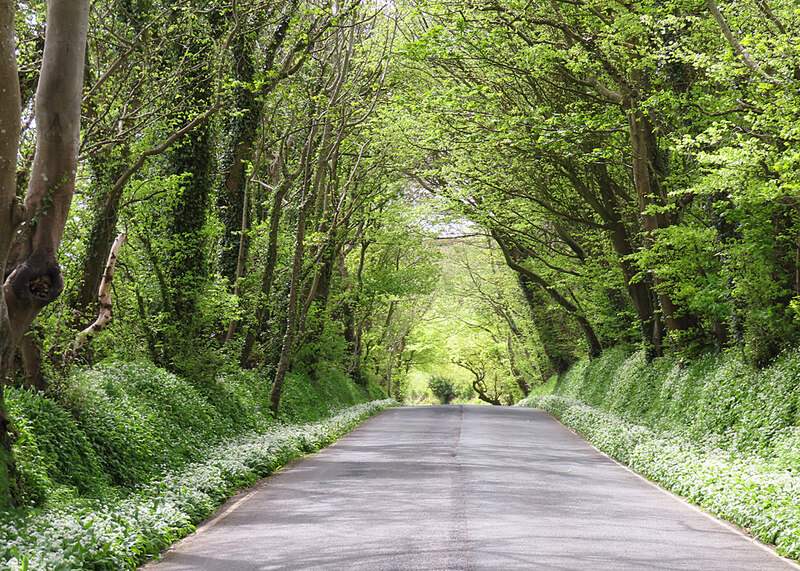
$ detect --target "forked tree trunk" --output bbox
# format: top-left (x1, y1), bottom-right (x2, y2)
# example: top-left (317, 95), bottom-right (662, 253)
top-left (0, 0), bottom-right (90, 507)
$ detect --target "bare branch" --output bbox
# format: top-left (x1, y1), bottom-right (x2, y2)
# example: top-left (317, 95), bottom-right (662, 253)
top-left (73, 232), bottom-right (126, 349)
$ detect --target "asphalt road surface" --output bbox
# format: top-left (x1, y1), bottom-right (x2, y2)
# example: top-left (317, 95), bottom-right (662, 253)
top-left (147, 405), bottom-right (798, 570)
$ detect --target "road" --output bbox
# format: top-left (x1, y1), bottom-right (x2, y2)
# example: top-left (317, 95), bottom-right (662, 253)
top-left (147, 405), bottom-right (797, 570)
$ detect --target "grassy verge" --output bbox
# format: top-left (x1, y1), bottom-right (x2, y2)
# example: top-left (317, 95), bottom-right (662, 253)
top-left (0, 399), bottom-right (395, 570)
top-left (0, 359), bottom-right (393, 570)
top-left (518, 347), bottom-right (800, 560)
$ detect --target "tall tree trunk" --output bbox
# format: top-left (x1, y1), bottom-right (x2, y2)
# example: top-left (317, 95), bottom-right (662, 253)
top-left (341, 242), bottom-right (367, 384)
top-left (594, 167), bottom-right (664, 356)
top-left (506, 332), bottom-right (530, 396)
top-left (562, 161), bottom-right (663, 356)
top-left (161, 11), bottom-right (219, 363)
top-left (0, 0), bottom-right (90, 508)
top-left (270, 197), bottom-right (311, 416)
top-left (218, 4), bottom-right (299, 284)
top-left (269, 119), bottom-right (320, 414)
top-left (217, 22), bottom-right (260, 284)
top-left (627, 103), bottom-right (692, 338)
top-left (240, 172), bottom-right (290, 366)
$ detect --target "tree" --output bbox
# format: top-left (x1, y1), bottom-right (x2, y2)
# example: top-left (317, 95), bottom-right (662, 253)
top-left (0, 0), bottom-right (90, 507)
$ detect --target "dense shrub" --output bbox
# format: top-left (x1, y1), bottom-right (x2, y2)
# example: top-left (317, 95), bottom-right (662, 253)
top-left (519, 347), bottom-right (800, 559)
top-left (279, 368), bottom-right (385, 424)
top-left (5, 390), bottom-right (108, 505)
top-left (46, 361), bottom-right (275, 490)
top-left (428, 376), bottom-right (457, 404)
top-left (0, 400), bottom-right (395, 570)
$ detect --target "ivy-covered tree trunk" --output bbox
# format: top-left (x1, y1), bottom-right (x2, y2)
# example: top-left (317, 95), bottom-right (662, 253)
top-left (217, 22), bottom-right (260, 285)
top-left (517, 276), bottom-right (578, 378)
top-left (218, 5), bottom-right (298, 285)
top-left (161, 8), bottom-right (219, 365)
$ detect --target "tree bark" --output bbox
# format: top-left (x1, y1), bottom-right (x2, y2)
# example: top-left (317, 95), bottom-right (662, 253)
top-left (0, 0), bottom-right (90, 508)
top-left (19, 331), bottom-right (45, 391)
top-left (0, 1), bottom-right (22, 365)
top-left (493, 231), bottom-right (603, 358)
top-left (270, 196), bottom-right (311, 416)
top-left (72, 232), bottom-right (126, 352)
top-left (5, 0), bottom-right (90, 350)
top-left (593, 166), bottom-right (664, 356)
top-left (627, 104), bottom-right (693, 339)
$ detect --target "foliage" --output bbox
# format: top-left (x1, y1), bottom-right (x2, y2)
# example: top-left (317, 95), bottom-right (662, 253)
top-left (5, 389), bottom-right (108, 504)
top-left (384, 0), bottom-right (800, 362)
top-left (0, 400), bottom-right (395, 570)
top-left (427, 376), bottom-right (456, 404)
top-left (4, 0), bottom-right (800, 560)
top-left (519, 346), bottom-right (800, 558)
top-left (1, 353), bottom-right (392, 568)
top-left (407, 237), bottom-right (540, 403)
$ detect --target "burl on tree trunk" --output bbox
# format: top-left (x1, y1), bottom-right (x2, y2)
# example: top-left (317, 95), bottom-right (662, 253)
top-left (0, 0), bottom-right (91, 507)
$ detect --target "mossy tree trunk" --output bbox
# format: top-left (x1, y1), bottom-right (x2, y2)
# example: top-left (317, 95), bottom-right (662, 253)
top-left (159, 6), bottom-right (221, 369)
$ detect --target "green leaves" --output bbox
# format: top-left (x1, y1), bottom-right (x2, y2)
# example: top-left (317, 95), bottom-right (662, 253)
top-left (520, 347), bottom-right (800, 559)
top-left (0, 399), bottom-right (394, 570)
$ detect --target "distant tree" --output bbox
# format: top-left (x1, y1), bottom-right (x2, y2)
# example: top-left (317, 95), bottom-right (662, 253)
top-left (427, 376), bottom-right (456, 404)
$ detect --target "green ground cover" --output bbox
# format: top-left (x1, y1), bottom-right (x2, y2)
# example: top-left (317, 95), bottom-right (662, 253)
top-left (519, 348), bottom-right (800, 560)
top-left (0, 362), bottom-right (391, 570)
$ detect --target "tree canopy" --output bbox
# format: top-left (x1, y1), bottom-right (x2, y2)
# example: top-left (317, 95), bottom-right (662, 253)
top-left (1, 0), bottom-right (800, 506)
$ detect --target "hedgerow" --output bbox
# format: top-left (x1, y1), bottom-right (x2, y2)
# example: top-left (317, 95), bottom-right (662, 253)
top-left (519, 347), bottom-right (800, 560)
top-left (0, 400), bottom-right (395, 570)
top-left (0, 359), bottom-right (392, 569)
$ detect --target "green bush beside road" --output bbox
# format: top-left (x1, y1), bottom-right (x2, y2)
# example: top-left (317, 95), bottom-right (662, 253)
top-left (519, 348), bottom-right (800, 560)
top-left (0, 361), bottom-right (392, 570)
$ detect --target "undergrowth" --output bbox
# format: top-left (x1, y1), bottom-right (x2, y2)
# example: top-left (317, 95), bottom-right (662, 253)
top-left (0, 400), bottom-right (395, 570)
top-left (0, 359), bottom-right (391, 569)
top-left (519, 347), bottom-right (800, 559)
